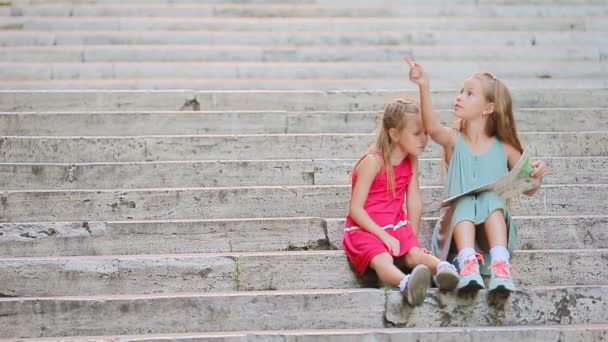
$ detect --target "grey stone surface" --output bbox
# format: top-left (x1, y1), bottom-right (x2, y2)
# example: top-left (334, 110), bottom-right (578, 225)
top-left (0, 289), bottom-right (386, 338)
top-left (0, 132), bottom-right (605, 162)
top-left (3, 89), bottom-right (608, 112)
top-left (1, 156), bottom-right (604, 190)
top-left (2, 108), bottom-right (607, 136)
top-left (386, 286), bottom-right (608, 327)
top-left (1, 184), bottom-right (606, 222)
top-left (0, 218), bottom-right (329, 257)
top-left (1, 249), bottom-right (607, 296)
top-left (2, 61), bottom-right (608, 81)
top-left (0, 45), bottom-right (604, 63)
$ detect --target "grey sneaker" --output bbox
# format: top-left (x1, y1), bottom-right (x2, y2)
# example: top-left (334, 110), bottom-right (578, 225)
top-left (402, 264), bottom-right (431, 306)
top-left (435, 263), bottom-right (459, 291)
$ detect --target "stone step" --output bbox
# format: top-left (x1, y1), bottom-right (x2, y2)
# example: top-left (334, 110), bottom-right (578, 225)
top-left (4, 16), bottom-right (608, 31)
top-left (2, 108), bottom-right (606, 136)
top-left (1, 30), bottom-right (607, 47)
top-left (0, 184), bottom-right (605, 222)
top-left (2, 78), bottom-right (608, 91)
top-left (5, 4), bottom-right (608, 17)
top-left (0, 132), bottom-right (604, 163)
top-left (11, 0), bottom-right (608, 4)
top-left (2, 61), bottom-right (608, 81)
top-left (0, 157), bottom-right (604, 190)
top-left (1, 286), bottom-right (607, 338)
top-left (0, 45), bottom-right (605, 63)
top-left (0, 289), bottom-right (386, 338)
top-left (11, 325), bottom-right (608, 342)
top-left (1, 249), bottom-right (607, 297)
top-left (3, 89), bottom-right (608, 112)
top-left (2, 215), bottom-right (606, 257)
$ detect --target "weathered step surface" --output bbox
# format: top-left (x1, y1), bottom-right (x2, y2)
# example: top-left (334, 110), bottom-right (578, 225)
top-left (1, 249), bottom-right (607, 296)
top-left (2, 215), bottom-right (607, 257)
top-left (0, 45), bottom-right (605, 63)
top-left (1, 286), bottom-right (607, 338)
top-left (0, 184), bottom-right (606, 222)
top-left (4, 17), bottom-right (608, 31)
top-left (3, 108), bottom-right (607, 135)
top-left (10, 325), bottom-right (608, 342)
top-left (3, 89), bottom-right (608, 112)
top-left (0, 132), bottom-right (604, 163)
top-left (2, 30), bottom-right (608, 47)
top-left (0, 289), bottom-right (386, 338)
top-left (0, 157), bottom-right (605, 190)
top-left (5, 4), bottom-right (608, 17)
top-left (2, 78), bottom-right (608, 91)
top-left (2, 61), bottom-right (608, 81)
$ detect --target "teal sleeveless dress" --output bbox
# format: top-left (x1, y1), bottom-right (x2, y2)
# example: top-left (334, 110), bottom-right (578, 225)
top-left (431, 133), bottom-right (518, 275)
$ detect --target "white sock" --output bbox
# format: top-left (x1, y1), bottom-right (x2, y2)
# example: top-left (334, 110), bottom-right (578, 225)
top-left (399, 275), bottom-right (410, 292)
top-left (490, 246), bottom-right (510, 263)
top-left (457, 247), bottom-right (477, 270)
top-left (437, 261), bottom-right (456, 272)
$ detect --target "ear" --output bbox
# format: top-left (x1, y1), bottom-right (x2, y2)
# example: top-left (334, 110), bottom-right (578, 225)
top-left (483, 102), bottom-right (495, 116)
top-left (388, 127), bottom-right (399, 142)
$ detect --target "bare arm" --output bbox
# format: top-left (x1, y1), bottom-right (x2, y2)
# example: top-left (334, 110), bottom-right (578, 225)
top-left (504, 144), bottom-right (548, 196)
top-left (404, 56), bottom-right (456, 150)
top-left (349, 154), bottom-right (400, 255)
top-left (406, 156), bottom-right (423, 237)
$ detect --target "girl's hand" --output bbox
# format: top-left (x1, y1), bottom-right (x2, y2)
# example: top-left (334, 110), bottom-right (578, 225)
top-left (404, 55), bottom-right (429, 88)
top-left (380, 232), bottom-right (401, 256)
top-left (530, 160), bottom-right (548, 180)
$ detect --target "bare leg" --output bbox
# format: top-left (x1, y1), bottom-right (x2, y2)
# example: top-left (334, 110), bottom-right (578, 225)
top-left (368, 252), bottom-right (405, 288)
top-left (453, 220), bottom-right (476, 251)
top-left (483, 209), bottom-right (508, 248)
top-left (403, 247), bottom-right (441, 274)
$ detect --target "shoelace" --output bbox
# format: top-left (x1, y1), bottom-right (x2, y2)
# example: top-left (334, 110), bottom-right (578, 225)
top-left (460, 252), bottom-right (485, 277)
top-left (488, 259), bottom-right (518, 279)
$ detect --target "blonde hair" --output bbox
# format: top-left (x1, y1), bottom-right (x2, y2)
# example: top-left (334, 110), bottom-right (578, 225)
top-left (372, 98), bottom-right (420, 195)
top-left (458, 72), bottom-right (523, 153)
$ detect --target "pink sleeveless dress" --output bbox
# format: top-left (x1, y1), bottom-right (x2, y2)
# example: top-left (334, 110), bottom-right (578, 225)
top-left (343, 153), bottom-right (422, 275)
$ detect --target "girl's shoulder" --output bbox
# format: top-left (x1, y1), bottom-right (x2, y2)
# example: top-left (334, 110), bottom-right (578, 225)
top-left (354, 152), bottom-right (383, 176)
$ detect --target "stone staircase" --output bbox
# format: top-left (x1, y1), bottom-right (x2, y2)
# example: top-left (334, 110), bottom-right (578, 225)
top-left (1, 0), bottom-right (608, 340)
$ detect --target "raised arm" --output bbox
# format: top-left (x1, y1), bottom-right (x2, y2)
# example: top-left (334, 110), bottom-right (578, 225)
top-left (404, 56), bottom-right (456, 150)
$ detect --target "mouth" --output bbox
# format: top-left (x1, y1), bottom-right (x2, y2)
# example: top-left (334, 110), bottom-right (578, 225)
top-left (454, 103), bottom-right (462, 110)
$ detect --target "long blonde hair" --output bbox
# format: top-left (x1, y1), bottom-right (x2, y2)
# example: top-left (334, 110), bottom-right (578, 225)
top-left (372, 98), bottom-right (420, 195)
top-left (458, 72), bottom-right (523, 153)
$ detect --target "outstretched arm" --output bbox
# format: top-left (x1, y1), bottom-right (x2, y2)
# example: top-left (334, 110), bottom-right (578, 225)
top-left (404, 56), bottom-right (456, 150)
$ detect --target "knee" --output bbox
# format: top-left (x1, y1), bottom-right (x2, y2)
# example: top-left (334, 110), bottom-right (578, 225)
top-left (404, 247), bottom-right (424, 264)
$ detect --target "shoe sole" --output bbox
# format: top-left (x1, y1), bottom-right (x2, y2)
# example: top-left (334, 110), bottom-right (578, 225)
top-left (490, 284), bottom-right (515, 294)
top-left (458, 280), bottom-right (484, 294)
top-left (406, 265), bottom-right (431, 306)
top-left (436, 271), bottom-right (459, 291)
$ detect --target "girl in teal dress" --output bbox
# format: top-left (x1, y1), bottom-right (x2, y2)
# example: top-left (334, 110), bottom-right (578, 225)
top-left (404, 56), bottom-right (549, 294)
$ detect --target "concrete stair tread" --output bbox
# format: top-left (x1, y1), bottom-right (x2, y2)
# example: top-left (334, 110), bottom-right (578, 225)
top-left (1, 248), bottom-right (606, 296)
top-left (0, 132), bottom-right (604, 162)
top-left (2, 215), bottom-right (607, 257)
top-left (1, 79), bottom-right (608, 91)
top-left (1, 286), bottom-right (608, 338)
top-left (6, 3), bottom-right (608, 17)
top-left (1, 184), bottom-right (607, 222)
top-left (3, 88), bottom-right (608, 112)
top-left (2, 108), bottom-right (607, 135)
top-left (9, 324), bottom-right (608, 342)
top-left (1, 156), bottom-right (604, 190)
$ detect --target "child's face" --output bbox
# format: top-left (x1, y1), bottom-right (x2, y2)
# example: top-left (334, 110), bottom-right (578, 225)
top-left (392, 115), bottom-right (428, 157)
top-left (454, 77), bottom-right (492, 120)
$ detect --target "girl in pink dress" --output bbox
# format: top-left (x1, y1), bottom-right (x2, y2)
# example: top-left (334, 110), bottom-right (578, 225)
top-left (343, 98), bottom-right (459, 306)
